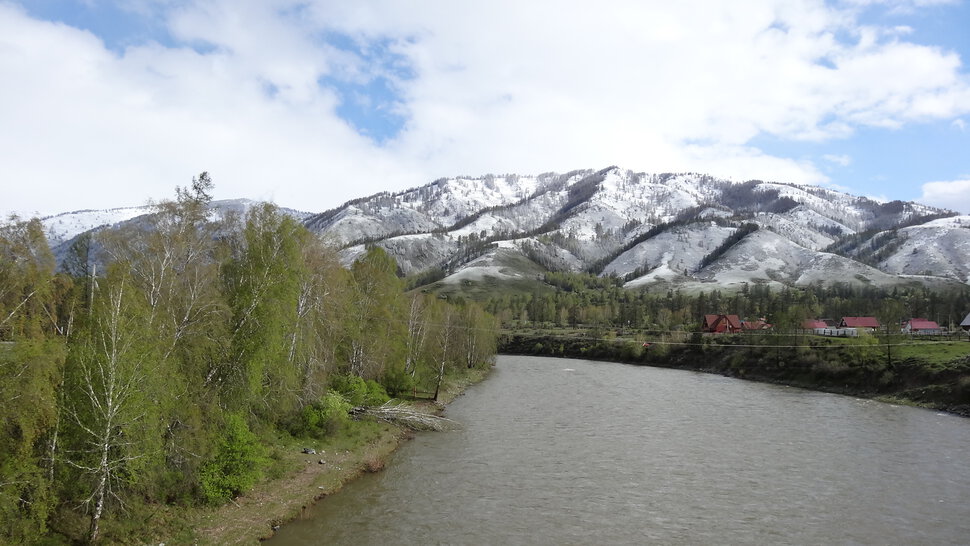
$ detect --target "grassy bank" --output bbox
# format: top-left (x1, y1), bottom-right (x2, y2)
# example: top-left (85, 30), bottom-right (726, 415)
top-left (500, 328), bottom-right (970, 416)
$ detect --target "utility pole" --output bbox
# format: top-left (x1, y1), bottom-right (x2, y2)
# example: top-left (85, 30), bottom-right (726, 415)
top-left (886, 337), bottom-right (893, 370)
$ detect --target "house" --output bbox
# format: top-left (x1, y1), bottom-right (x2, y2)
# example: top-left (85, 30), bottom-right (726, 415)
top-left (742, 318), bottom-right (772, 331)
top-left (904, 318), bottom-right (944, 335)
top-left (838, 317), bottom-right (880, 331)
top-left (961, 313), bottom-right (970, 331)
top-left (802, 319), bottom-right (827, 330)
top-left (702, 314), bottom-right (742, 334)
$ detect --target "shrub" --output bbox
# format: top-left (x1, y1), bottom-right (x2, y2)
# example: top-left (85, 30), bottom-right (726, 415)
top-left (382, 367), bottom-right (415, 397)
top-left (297, 391), bottom-right (353, 438)
top-left (199, 414), bottom-right (267, 505)
top-left (330, 374), bottom-right (390, 406)
top-left (364, 379), bottom-right (391, 406)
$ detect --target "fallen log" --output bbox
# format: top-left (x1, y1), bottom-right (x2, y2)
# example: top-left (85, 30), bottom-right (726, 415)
top-left (351, 401), bottom-right (461, 431)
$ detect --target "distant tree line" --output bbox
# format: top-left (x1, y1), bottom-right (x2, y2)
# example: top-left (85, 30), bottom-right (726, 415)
top-left (486, 272), bottom-right (970, 332)
top-left (0, 174), bottom-right (498, 543)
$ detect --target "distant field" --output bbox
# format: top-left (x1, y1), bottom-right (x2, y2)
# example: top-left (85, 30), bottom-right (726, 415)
top-left (892, 339), bottom-right (970, 365)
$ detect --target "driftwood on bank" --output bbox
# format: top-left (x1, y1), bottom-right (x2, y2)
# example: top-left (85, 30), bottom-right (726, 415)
top-left (351, 401), bottom-right (461, 431)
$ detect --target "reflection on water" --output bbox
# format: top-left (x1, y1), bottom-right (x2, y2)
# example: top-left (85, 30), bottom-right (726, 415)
top-left (269, 356), bottom-right (970, 545)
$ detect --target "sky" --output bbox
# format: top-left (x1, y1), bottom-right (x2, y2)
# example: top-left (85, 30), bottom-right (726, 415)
top-left (2, 0), bottom-right (970, 218)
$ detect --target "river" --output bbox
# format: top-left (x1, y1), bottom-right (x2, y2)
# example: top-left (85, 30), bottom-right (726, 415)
top-left (268, 355), bottom-right (970, 545)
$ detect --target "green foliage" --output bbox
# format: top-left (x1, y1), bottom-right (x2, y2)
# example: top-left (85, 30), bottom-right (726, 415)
top-left (489, 271), bottom-right (970, 336)
top-left (405, 267), bottom-right (447, 290)
top-left (294, 391), bottom-right (353, 438)
top-left (343, 247), bottom-right (408, 379)
top-left (0, 181), bottom-right (501, 542)
top-left (221, 203), bottom-right (308, 416)
top-left (0, 217), bottom-right (57, 339)
top-left (0, 339), bottom-right (63, 542)
top-left (199, 414), bottom-right (267, 505)
top-left (330, 374), bottom-right (390, 407)
top-left (382, 366), bottom-right (417, 397)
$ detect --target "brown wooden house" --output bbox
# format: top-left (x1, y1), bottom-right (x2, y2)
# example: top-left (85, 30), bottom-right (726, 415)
top-left (702, 314), bottom-right (742, 334)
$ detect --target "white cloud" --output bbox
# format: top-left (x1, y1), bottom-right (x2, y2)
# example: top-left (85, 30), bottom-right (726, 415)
top-left (823, 154), bottom-right (853, 166)
top-left (1, 0), bottom-right (969, 216)
top-left (918, 179), bottom-right (970, 213)
top-left (954, 119), bottom-right (967, 131)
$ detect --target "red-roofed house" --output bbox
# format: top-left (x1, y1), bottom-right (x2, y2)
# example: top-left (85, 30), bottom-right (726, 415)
top-left (802, 319), bottom-right (828, 330)
top-left (903, 318), bottom-right (944, 335)
top-left (839, 317), bottom-right (880, 331)
top-left (742, 319), bottom-right (772, 331)
top-left (702, 314), bottom-right (742, 334)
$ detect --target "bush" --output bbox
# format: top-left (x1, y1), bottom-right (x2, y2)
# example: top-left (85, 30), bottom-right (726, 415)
top-left (296, 391), bottom-right (353, 438)
top-left (199, 414), bottom-right (267, 505)
top-left (330, 374), bottom-right (390, 406)
top-left (382, 367), bottom-right (416, 397)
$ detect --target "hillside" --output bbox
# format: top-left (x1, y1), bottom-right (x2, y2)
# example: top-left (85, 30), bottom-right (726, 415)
top-left (303, 167), bottom-right (966, 293)
top-left (38, 168), bottom-right (969, 294)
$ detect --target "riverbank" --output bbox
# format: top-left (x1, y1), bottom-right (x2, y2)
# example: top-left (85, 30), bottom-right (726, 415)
top-left (500, 330), bottom-right (970, 416)
top-left (158, 366), bottom-right (492, 545)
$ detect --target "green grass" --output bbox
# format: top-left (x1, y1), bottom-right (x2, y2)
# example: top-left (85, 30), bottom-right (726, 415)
top-left (892, 339), bottom-right (970, 365)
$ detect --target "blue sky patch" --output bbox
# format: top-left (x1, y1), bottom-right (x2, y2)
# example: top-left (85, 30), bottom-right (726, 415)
top-left (751, 120), bottom-right (970, 202)
top-left (22, 0), bottom-right (179, 53)
top-left (318, 32), bottom-right (415, 143)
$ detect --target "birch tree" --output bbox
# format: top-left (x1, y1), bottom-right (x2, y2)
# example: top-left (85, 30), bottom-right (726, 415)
top-left (291, 239), bottom-right (347, 405)
top-left (344, 247), bottom-right (406, 380)
top-left (432, 305), bottom-right (456, 401)
top-left (62, 274), bottom-right (161, 543)
top-left (96, 174), bottom-right (226, 497)
top-left (458, 304), bottom-right (498, 369)
top-left (220, 203), bottom-right (306, 418)
top-left (403, 294), bottom-right (430, 377)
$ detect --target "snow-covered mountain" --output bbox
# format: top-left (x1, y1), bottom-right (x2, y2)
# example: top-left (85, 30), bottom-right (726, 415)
top-left (304, 167), bottom-right (968, 292)
top-left (35, 168), bottom-right (969, 292)
top-left (41, 199), bottom-right (312, 259)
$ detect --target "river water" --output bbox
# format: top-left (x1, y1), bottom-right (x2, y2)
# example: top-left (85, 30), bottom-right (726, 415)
top-left (269, 355), bottom-right (970, 545)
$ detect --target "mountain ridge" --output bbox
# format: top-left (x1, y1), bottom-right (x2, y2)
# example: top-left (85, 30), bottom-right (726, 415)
top-left (34, 168), bottom-right (970, 292)
top-left (308, 167), bottom-right (967, 292)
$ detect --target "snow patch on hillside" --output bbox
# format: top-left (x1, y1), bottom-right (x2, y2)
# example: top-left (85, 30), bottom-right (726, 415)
top-left (881, 216), bottom-right (970, 282)
top-left (605, 224), bottom-right (734, 279)
top-left (42, 206), bottom-right (151, 247)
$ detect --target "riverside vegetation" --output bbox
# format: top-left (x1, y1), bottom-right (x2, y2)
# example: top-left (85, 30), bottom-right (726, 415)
top-left (0, 174), bottom-right (498, 544)
top-left (488, 273), bottom-right (970, 415)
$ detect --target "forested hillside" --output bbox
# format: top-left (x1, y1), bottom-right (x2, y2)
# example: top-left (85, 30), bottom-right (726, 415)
top-left (0, 175), bottom-right (497, 543)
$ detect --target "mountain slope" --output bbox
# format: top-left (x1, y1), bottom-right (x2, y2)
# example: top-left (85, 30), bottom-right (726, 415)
top-left (305, 167), bottom-right (965, 292)
top-left (35, 167), bottom-right (966, 293)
